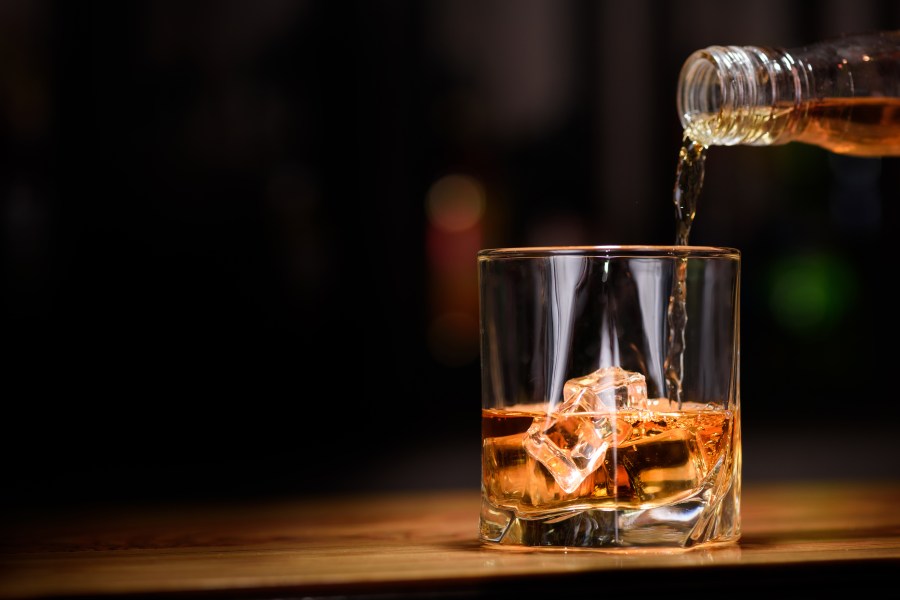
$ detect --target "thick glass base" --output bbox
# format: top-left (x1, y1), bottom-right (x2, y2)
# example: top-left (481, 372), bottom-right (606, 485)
top-left (480, 482), bottom-right (740, 549)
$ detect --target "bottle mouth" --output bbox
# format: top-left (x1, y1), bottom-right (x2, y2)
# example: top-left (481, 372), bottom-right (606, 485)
top-left (678, 54), bottom-right (724, 117)
top-left (677, 45), bottom-right (785, 147)
top-left (677, 51), bottom-right (725, 144)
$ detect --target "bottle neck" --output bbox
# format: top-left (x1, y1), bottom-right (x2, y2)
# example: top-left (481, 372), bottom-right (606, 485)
top-left (677, 45), bottom-right (808, 147)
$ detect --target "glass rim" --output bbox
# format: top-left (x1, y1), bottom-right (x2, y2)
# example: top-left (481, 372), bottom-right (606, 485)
top-left (477, 245), bottom-right (740, 259)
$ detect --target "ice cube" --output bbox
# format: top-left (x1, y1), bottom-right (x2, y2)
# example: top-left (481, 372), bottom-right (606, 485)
top-left (562, 366), bottom-right (648, 412)
top-left (523, 367), bottom-right (645, 494)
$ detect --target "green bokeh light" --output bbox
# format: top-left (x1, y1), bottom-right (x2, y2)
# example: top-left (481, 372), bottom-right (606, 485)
top-left (767, 251), bottom-right (857, 336)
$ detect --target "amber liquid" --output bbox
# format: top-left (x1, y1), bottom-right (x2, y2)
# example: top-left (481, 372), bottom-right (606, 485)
top-left (666, 137), bottom-right (706, 407)
top-left (482, 403), bottom-right (733, 515)
top-left (793, 97), bottom-right (900, 157)
top-left (686, 97), bottom-right (900, 157)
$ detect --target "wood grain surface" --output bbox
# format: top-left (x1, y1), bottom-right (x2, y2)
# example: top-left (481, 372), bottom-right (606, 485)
top-left (1, 481), bottom-right (899, 599)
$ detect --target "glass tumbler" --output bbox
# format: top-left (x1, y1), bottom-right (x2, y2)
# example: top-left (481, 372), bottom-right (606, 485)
top-left (478, 246), bottom-right (741, 549)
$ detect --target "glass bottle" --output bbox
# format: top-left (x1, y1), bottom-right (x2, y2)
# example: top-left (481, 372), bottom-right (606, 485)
top-left (677, 30), bottom-right (900, 157)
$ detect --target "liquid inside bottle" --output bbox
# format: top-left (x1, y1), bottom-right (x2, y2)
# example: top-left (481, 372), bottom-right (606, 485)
top-left (677, 30), bottom-right (900, 157)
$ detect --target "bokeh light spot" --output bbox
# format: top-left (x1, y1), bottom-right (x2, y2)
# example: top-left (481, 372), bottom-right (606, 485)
top-left (426, 174), bottom-right (485, 233)
top-left (767, 252), bottom-right (857, 336)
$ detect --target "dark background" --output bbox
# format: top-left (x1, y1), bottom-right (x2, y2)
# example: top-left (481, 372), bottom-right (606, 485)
top-left (2, 0), bottom-right (899, 511)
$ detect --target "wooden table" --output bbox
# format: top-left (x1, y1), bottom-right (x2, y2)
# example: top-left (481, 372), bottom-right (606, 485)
top-left (1, 481), bottom-right (899, 599)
